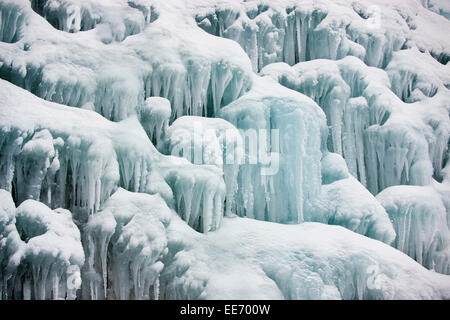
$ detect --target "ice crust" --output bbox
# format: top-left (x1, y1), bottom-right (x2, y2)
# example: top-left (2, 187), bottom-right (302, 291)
top-left (0, 0), bottom-right (449, 300)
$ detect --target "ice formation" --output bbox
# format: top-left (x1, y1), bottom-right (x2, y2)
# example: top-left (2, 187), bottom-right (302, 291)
top-left (305, 152), bottom-right (396, 244)
top-left (0, 78), bottom-right (226, 232)
top-left (139, 96), bottom-right (171, 148)
top-left (0, 0), bottom-right (450, 300)
top-left (162, 215), bottom-right (450, 300)
top-left (194, 0), bottom-right (450, 71)
top-left (377, 185), bottom-right (450, 274)
top-left (219, 76), bottom-right (326, 223)
top-left (261, 55), bottom-right (449, 194)
top-left (0, 190), bottom-right (84, 300)
top-left (82, 188), bottom-right (170, 300)
top-left (0, 0), bottom-right (253, 122)
top-left (163, 115), bottom-right (243, 216)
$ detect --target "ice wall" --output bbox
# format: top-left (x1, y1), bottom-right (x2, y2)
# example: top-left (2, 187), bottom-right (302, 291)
top-left (386, 49), bottom-right (449, 103)
top-left (194, 0), bottom-right (450, 71)
top-left (1, 0), bottom-right (450, 300)
top-left (30, 0), bottom-right (159, 38)
top-left (161, 163), bottom-right (226, 233)
top-left (139, 97), bottom-right (171, 148)
top-left (420, 0), bottom-right (450, 20)
top-left (194, 0), bottom-right (405, 71)
top-left (0, 0), bottom-right (27, 43)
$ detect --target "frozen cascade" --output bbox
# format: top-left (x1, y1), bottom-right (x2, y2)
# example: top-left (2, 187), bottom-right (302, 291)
top-left (82, 189), bottom-right (170, 300)
top-left (377, 185), bottom-right (450, 274)
top-left (420, 0), bottom-right (450, 20)
top-left (385, 48), bottom-right (450, 182)
top-left (386, 48), bottom-right (450, 103)
top-left (163, 116), bottom-right (243, 216)
top-left (161, 163), bottom-right (226, 233)
top-left (305, 152), bottom-right (396, 244)
top-left (219, 76), bottom-right (326, 223)
top-left (364, 124), bottom-right (434, 193)
top-left (0, 190), bottom-right (84, 300)
top-left (0, 0), bottom-right (450, 301)
top-left (31, 0), bottom-right (99, 34)
top-left (0, 124), bottom-right (120, 221)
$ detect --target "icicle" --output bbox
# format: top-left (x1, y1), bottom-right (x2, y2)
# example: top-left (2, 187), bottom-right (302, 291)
top-left (377, 185), bottom-right (450, 274)
top-left (138, 97), bottom-right (171, 148)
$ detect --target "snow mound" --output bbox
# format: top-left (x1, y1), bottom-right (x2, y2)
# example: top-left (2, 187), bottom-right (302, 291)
top-left (83, 188), bottom-right (170, 300)
top-left (162, 215), bottom-right (450, 300)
